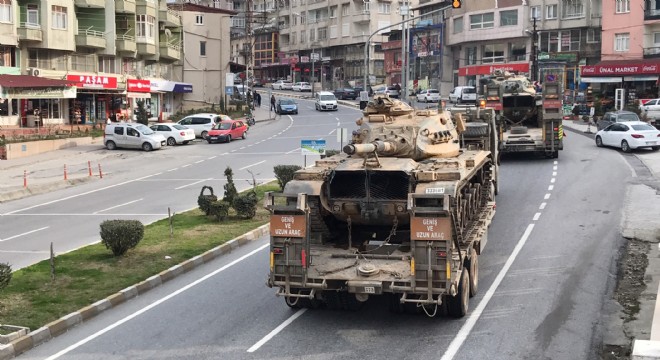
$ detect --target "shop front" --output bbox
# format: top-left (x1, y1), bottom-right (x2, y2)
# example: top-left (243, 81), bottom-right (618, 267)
top-left (580, 59), bottom-right (660, 106)
top-left (127, 79), bottom-right (151, 122)
top-left (0, 74), bottom-right (76, 127)
top-left (66, 75), bottom-right (124, 124)
top-left (149, 79), bottom-right (193, 120)
top-left (457, 62), bottom-right (530, 87)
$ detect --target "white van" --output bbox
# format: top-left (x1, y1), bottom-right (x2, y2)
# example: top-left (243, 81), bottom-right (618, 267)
top-left (315, 91), bottom-right (338, 111)
top-left (449, 86), bottom-right (477, 103)
top-left (177, 113), bottom-right (223, 139)
top-left (104, 123), bottom-right (166, 151)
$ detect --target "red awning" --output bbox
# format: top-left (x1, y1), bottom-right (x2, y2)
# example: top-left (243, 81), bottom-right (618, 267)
top-left (581, 59), bottom-right (660, 76)
top-left (0, 75), bottom-right (74, 88)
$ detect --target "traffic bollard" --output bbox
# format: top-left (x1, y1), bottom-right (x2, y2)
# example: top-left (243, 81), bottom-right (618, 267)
top-left (64, 164), bottom-right (68, 181)
top-left (23, 170), bottom-right (27, 188)
top-left (88, 161), bottom-right (92, 177)
top-left (98, 163), bottom-right (103, 179)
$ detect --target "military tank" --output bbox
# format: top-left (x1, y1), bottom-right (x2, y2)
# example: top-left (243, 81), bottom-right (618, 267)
top-left (486, 69), bottom-right (540, 127)
top-left (265, 96), bottom-right (498, 317)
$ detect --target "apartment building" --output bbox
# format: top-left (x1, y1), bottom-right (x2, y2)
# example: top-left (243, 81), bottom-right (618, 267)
top-left (580, 0), bottom-right (660, 102)
top-left (446, 0), bottom-right (601, 92)
top-left (0, 0), bottom-right (189, 128)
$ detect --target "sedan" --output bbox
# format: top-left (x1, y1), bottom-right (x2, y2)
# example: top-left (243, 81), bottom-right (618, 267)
top-left (595, 121), bottom-right (660, 152)
top-left (292, 82), bottom-right (311, 92)
top-left (333, 88), bottom-right (358, 100)
top-left (416, 89), bottom-right (441, 103)
top-left (207, 120), bottom-right (248, 144)
top-left (276, 98), bottom-right (298, 115)
top-left (150, 123), bottom-right (195, 146)
top-left (596, 110), bottom-right (640, 131)
top-left (272, 80), bottom-right (293, 90)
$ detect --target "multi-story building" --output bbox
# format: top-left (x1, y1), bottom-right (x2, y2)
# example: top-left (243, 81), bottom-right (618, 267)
top-left (580, 0), bottom-right (660, 103)
top-left (0, 0), bottom-right (191, 127)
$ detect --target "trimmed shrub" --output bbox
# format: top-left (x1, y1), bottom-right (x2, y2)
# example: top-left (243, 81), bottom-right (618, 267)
top-left (323, 149), bottom-right (341, 158)
top-left (198, 186), bottom-right (218, 215)
top-left (209, 200), bottom-right (231, 222)
top-left (223, 167), bottom-right (239, 205)
top-left (232, 191), bottom-right (258, 219)
top-left (99, 220), bottom-right (144, 256)
top-left (135, 100), bottom-right (149, 125)
top-left (274, 165), bottom-right (302, 191)
top-left (0, 262), bottom-right (12, 290)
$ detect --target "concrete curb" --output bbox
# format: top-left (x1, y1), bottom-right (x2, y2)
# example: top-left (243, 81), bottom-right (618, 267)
top-left (0, 223), bottom-right (271, 360)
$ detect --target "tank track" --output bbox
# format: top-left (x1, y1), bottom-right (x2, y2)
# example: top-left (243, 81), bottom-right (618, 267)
top-left (451, 164), bottom-right (493, 245)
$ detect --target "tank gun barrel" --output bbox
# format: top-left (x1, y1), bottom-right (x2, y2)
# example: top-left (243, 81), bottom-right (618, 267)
top-left (343, 140), bottom-right (397, 155)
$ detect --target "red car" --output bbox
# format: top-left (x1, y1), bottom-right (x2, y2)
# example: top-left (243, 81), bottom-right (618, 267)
top-left (207, 120), bottom-right (248, 143)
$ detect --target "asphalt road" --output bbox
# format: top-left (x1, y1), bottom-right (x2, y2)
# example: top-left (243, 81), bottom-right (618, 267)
top-left (13, 101), bottom-right (633, 359)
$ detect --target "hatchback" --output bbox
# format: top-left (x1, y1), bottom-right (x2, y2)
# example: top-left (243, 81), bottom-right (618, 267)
top-left (207, 120), bottom-right (248, 143)
top-left (292, 82), bottom-right (312, 92)
top-left (333, 88), bottom-right (358, 100)
top-left (276, 98), bottom-right (298, 115)
top-left (595, 121), bottom-right (660, 152)
top-left (596, 111), bottom-right (640, 131)
top-left (272, 80), bottom-right (294, 90)
top-left (150, 123), bottom-right (195, 146)
top-left (416, 89), bottom-right (441, 103)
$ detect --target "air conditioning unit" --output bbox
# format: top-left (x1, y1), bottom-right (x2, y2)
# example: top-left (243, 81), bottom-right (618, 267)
top-left (28, 68), bottom-right (41, 76)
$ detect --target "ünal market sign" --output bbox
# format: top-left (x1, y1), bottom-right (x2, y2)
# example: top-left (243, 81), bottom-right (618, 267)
top-left (66, 75), bottom-right (118, 89)
top-left (581, 62), bottom-right (660, 76)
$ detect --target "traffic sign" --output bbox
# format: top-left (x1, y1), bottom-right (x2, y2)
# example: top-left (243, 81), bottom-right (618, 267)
top-left (311, 53), bottom-right (320, 61)
top-left (225, 86), bottom-right (233, 95)
top-left (301, 139), bottom-right (326, 155)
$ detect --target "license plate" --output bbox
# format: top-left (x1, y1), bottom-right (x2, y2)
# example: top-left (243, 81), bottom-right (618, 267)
top-left (210, 137), bottom-right (217, 140)
top-left (364, 286), bottom-right (375, 294)
top-left (646, 141), bottom-right (657, 145)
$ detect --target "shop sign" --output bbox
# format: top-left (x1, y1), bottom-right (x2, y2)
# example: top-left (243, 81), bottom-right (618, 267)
top-left (127, 79), bottom-right (151, 92)
top-left (581, 61), bottom-right (660, 76)
top-left (300, 56), bottom-right (310, 63)
top-left (458, 63), bottom-right (529, 76)
top-left (1, 86), bottom-right (77, 99)
top-left (382, 40), bottom-right (402, 50)
top-left (538, 52), bottom-right (578, 62)
top-left (66, 75), bottom-right (118, 89)
top-left (322, 56), bottom-right (331, 62)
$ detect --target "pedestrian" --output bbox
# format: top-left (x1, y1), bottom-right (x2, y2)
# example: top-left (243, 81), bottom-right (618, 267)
top-left (255, 92), bottom-right (262, 107)
top-left (270, 94), bottom-right (276, 111)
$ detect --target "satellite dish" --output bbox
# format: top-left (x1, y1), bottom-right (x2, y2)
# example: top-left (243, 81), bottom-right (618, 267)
top-left (164, 28), bottom-right (172, 37)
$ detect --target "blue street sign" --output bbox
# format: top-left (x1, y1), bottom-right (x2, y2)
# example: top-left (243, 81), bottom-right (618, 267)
top-left (225, 86), bottom-right (233, 95)
top-left (301, 139), bottom-right (326, 155)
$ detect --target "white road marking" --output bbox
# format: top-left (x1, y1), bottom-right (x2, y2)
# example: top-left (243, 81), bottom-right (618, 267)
top-left (544, 193), bottom-right (551, 199)
top-left (44, 243), bottom-right (270, 360)
top-left (553, 161), bottom-right (558, 165)
top-left (208, 156), bottom-right (217, 160)
top-left (153, 172), bottom-right (163, 176)
top-left (181, 164), bottom-right (191, 168)
top-left (247, 309), bottom-right (308, 353)
top-left (167, 168), bottom-right (178, 172)
top-left (286, 148), bottom-right (301, 154)
top-left (440, 224), bottom-right (535, 360)
top-left (240, 147), bottom-right (246, 150)
top-left (5, 213), bottom-right (168, 216)
top-left (550, 178), bottom-right (556, 183)
top-left (539, 202), bottom-right (546, 210)
top-left (329, 129), bottom-right (336, 135)
top-left (548, 185), bottom-right (554, 191)
top-left (0, 226), bottom-right (50, 242)
top-left (533, 212), bottom-right (541, 221)
top-left (195, 160), bottom-right (204, 164)
top-left (93, 199), bottom-right (143, 214)
top-left (175, 178), bottom-right (211, 190)
top-left (618, 153), bottom-right (638, 178)
top-left (239, 160), bottom-right (266, 171)
top-left (552, 172), bottom-right (557, 176)
top-left (553, 166), bottom-right (557, 171)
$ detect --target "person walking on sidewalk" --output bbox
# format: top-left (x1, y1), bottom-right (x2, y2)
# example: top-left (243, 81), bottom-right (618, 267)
top-left (270, 95), bottom-right (276, 111)
top-left (255, 92), bottom-right (262, 107)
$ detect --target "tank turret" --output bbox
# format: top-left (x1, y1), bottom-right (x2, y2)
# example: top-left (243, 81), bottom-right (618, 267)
top-left (486, 71), bottom-right (539, 125)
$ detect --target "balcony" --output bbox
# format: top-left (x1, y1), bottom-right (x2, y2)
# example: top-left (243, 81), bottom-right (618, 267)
top-left (159, 42), bottom-right (181, 61)
top-left (160, 8), bottom-right (181, 27)
top-left (645, 7), bottom-right (660, 21)
top-left (644, 46), bottom-right (660, 58)
top-left (17, 23), bottom-right (42, 42)
top-left (137, 40), bottom-right (157, 56)
top-left (115, 0), bottom-right (136, 14)
top-left (137, 0), bottom-right (157, 18)
top-left (75, 27), bottom-right (107, 49)
top-left (116, 34), bottom-right (137, 53)
top-left (352, 11), bottom-right (371, 23)
top-left (75, 0), bottom-right (105, 8)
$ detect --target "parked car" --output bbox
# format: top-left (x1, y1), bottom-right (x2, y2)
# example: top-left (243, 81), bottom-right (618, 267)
top-left (232, 84), bottom-right (250, 100)
top-left (639, 98), bottom-right (660, 129)
top-left (333, 88), bottom-right (358, 100)
top-left (385, 86), bottom-right (400, 98)
top-left (276, 98), bottom-right (298, 115)
top-left (354, 86), bottom-right (373, 97)
top-left (449, 86), bottom-right (477, 103)
top-left (596, 110), bottom-right (640, 131)
top-left (104, 123), bottom-right (166, 151)
top-left (292, 82), bottom-right (312, 92)
top-left (177, 113), bottom-right (223, 139)
top-left (149, 123), bottom-right (195, 146)
top-left (595, 121), bottom-right (660, 152)
top-left (272, 80), bottom-right (294, 90)
top-left (416, 89), bottom-right (441, 103)
top-left (207, 120), bottom-right (248, 143)
top-left (315, 91), bottom-right (338, 111)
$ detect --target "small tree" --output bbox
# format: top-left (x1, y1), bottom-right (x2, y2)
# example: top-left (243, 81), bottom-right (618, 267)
top-left (99, 220), bottom-right (144, 256)
top-left (0, 263), bottom-right (12, 290)
top-left (224, 167), bottom-right (239, 205)
top-left (274, 165), bottom-right (302, 191)
top-left (136, 100), bottom-right (149, 125)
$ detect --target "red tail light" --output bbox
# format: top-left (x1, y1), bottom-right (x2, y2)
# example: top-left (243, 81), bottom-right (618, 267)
top-left (301, 249), bottom-right (307, 268)
top-left (180, 131), bottom-right (186, 136)
top-left (631, 134), bottom-right (644, 139)
top-left (437, 251), bottom-right (447, 258)
top-left (272, 247), bottom-right (283, 255)
top-left (657, 134), bottom-right (660, 137)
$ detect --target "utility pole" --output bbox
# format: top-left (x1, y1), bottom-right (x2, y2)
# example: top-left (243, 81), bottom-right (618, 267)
top-left (400, 1), bottom-right (409, 96)
top-left (311, 46), bottom-right (315, 97)
top-left (531, 16), bottom-right (538, 82)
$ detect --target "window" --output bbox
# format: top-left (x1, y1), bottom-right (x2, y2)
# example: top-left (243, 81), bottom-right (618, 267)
top-left (300, 30), bottom-right (305, 43)
top-left (318, 27), bottom-right (327, 40)
top-left (0, 99), bottom-right (18, 116)
top-left (615, 0), bottom-right (630, 13)
top-left (330, 6), bottom-right (337, 18)
top-left (26, 4), bottom-right (38, 26)
top-left (510, 43), bottom-right (526, 61)
top-left (291, 14), bottom-right (297, 26)
top-left (466, 47), bottom-right (477, 65)
top-left (362, 1), bottom-right (370, 13)
top-left (342, 23), bottom-right (349, 37)
top-left (232, 17), bottom-right (245, 28)
top-left (562, 0), bottom-right (584, 19)
top-left (98, 57), bottom-right (119, 73)
top-left (200, 41), bottom-right (207, 56)
top-left (291, 32), bottom-right (296, 45)
top-left (530, 6), bottom-right (540, 20)
top-left (546, 5), bottom-right (557, 19)
top-left (0, 45), bottom-right (13, 67)
top-left (540, 30), bottom-right (580, 52)
top-left (500, 10), bottom-right (517, 26)
top-left (136, 15), bottom-right (155, 43)
top-left (51, 5), bottom-right (67, 29)
top-left (330, 25), bottom-right (338, 38)
top-left (0, 0), bottom-right (11, 23)
top-left (586, 28), bottom-right (600, 43)
top-left (654, 32), bottom-right (660, 44)
top-left (195, 14), bottom-right (204, 25)
top-left (615, 33), bottom-right (629, 52)
top-left (470, 12), bottom-right (494, 29)
top-left (378, 2), bottom-right (390, 14)
top-left (453, 16), bottom-right (463, 34)
top-left (482, 44), bottom-right (504, 63)
top-left (342, 4), bottom-right (349, 16)
top-left (309, 28), bottom-right (315, 42)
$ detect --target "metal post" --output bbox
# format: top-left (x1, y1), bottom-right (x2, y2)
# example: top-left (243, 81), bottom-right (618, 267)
top-left (401, 2), bottom-right (407, 92)
top-left (311, 47), bottom-right (315, 97)
top-left (532, 16), bottom-right (538, 82)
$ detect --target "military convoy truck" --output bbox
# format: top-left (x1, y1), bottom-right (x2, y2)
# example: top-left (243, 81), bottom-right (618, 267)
top-left (264, 96), bottom-right (497, 317)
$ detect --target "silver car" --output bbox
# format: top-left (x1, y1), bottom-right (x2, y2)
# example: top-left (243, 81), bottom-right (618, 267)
top-left (104, 123), bottom-right (166, 151)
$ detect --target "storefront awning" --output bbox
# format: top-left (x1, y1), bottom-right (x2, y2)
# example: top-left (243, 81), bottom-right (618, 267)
top-left (581, 77), bottom-right (623, 83)
top-left (623, 75), bottom-right (659, 81)
top-left (149, 80), bottom-right (193, 93)
top-left (0, 74), bottom-right (74, 88)
top-left (581, 59), bottom-right (660, 76)
top-left (172, 82), bottom-right (193, 93)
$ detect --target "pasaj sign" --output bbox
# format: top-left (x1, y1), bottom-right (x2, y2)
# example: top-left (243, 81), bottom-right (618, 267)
top-left (581, 62), bottom-right (660, 76)
top-left (127, 79), bottom-right (151, 93)
top-left (66, 75), bottom-right (118, 89)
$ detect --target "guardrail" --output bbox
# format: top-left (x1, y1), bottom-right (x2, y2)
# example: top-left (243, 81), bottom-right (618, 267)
top-left (78, 27), bottom-right (106, 38)
top-left (20, 22), bottom-right (40, 29)
top-left (160, 42), bottom-right (181, 52)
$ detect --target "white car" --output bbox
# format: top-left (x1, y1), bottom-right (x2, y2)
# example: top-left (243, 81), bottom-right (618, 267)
top-left (640, 98), bottom-right (660, 127)
top-left (177, 113), bottom-right (223, 139)
top-left (416, 89), bottom-right (441, 103)
top-left (292, 82), bottom-right (311, 92)
top-left (272, 80), bottom-right (293, 90)
top-left (104, 123), bottom-right (166, 151)
top-left (150, 123), bottom-right (195, 146)
top-left (595, 121), bottom-right (660, 152)
top-left (449, 86), bottom-right (477, 103)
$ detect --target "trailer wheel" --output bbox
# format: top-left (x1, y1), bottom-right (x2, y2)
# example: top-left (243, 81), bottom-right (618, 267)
top-left (467, 248), bottom-right (479, 297)
top-left (447, 270), bottom-right (469, 318)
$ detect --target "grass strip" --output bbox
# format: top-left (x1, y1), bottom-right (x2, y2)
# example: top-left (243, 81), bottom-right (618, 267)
top-left (0, 183), bottom-right (279, 331)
